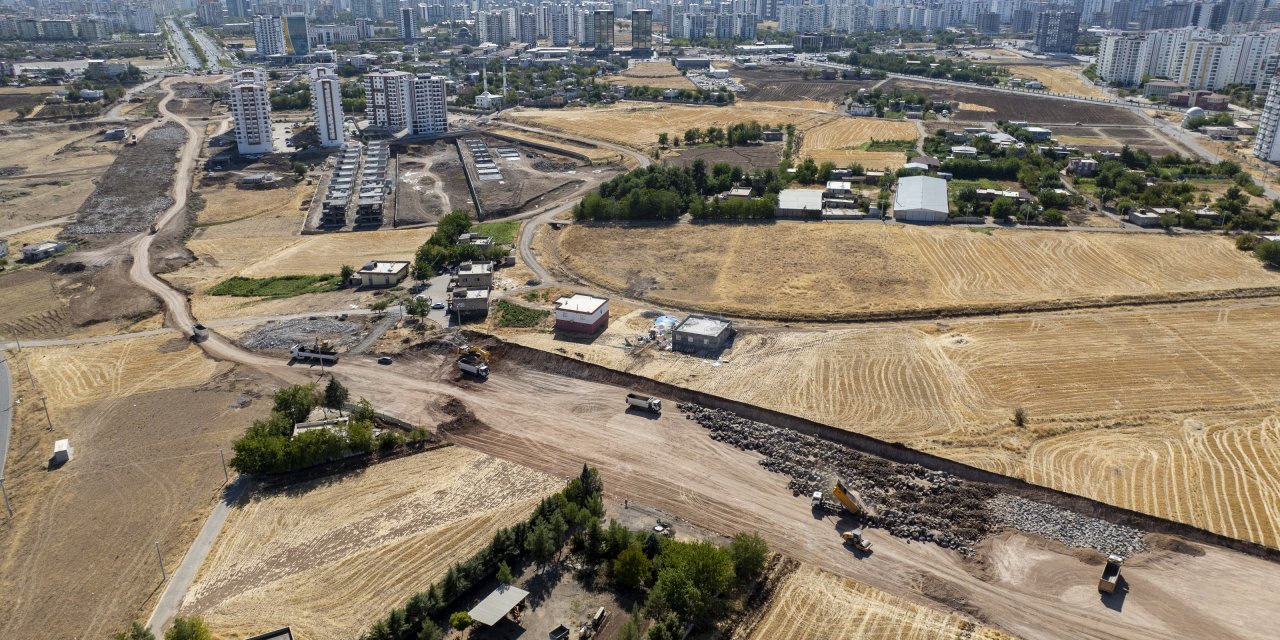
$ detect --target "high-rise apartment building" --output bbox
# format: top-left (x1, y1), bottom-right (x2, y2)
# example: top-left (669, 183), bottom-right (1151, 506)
top-left (1033, 10), bottom-right (1079, 53)
top-left (551, 12), bottom-right (570, 46)
top-left (977, 11), bottom-right (1000, 34)
top-left (400, 6), bottom-right (419, 41)
top-left (1097, 28), bottom-right (1280, 90)
top-left (409, 74), bottom-right (448, 136)
top-left (285, 14), bottom-right (309, 55)
top-left (1254, 74), bottom-right (1280, 161)
top-left (229, 68), bottom-right (273, 155)
top-left (632, 8), bottom-right (652, 51)
top-left (594, 9), bottom-right (614, 50)
top-left (253, 14), bottom-right (286, 56)
top-left (311, 67), bottom-right (344, 148)
top-left (519, 12), bottom-right (538, 46)
top-left (364, 70), bottom-right (414, 132)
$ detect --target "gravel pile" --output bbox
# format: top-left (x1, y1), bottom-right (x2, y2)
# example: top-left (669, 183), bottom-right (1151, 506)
top-left (678, 403), bottom-right (996, 555)
top-left (987, 494), bottom-right (1146, 557)
top-left (66, 123), bottom-right (186, 236)
top-left (241, 318), bottom-right (365, 351)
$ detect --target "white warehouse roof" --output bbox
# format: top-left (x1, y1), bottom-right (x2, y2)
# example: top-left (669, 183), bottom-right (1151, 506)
top-left (555, 293), bottom-right (608, 314)
top-left (894, 176), bottom-right (949, 215)
top-left (777, 188), bottom-right (824, 211)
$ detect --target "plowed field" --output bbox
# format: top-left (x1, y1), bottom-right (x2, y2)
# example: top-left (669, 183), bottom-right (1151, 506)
top-left (550, 223), bottom-right (1278, 321)
top-left (747, 565), bottom-right (1014, 640)
top-left (180, 448), bottom-right (560, 640)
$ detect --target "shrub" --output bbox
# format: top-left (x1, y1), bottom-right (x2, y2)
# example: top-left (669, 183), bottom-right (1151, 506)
top-left (449, 612), bottom-right (472, 631)
top-left (495, 300), bottom-right (550, 328)
top-left (1255, 240), bottom-right (1280, 266)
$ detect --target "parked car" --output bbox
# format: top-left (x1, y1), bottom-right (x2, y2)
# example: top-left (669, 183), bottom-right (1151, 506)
top-left (377, 356), bottom-right (393, 365)
top-left (431, 301), bottom-right (445, 309)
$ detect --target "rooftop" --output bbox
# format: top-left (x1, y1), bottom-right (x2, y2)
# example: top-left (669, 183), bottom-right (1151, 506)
top-left (555, 293), bottom-right (608, 314)
top-left (469, 585), bottom-right (530, 627)
top-left (676, 315), bottom-right (732, 337)
top-left (357, 260), bottom-right (410, 275)
top-left (893, 175), bottom-right (949, 214)
top-left (777, 188), bottom-right (824, 211)
top-left (826, 180), bottom-right (852, 191)
top-left (457, 261), bottom-right (494, 275)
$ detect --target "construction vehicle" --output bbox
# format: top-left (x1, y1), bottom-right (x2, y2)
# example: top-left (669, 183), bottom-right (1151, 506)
top-left (1098, 555), bottom-right (1124, 594)
top-left (127, 134), bottom-right (138, 146)
top-left (291, 340), bottom-right (339, 364)
top-left (626, 393), bottom-right (662, 414)
top-left (190, 323), bottom-right (209, 342)
top-left (457, 354), bottom-right (489, 378)
top-left (842, 528), bottom-right (872, 552)
top-left (458, 344), bottom-right (491, 363)
top-left (833, 479), bottom-right (872, 517)
top-left (811, 491), bottom-right (823, 508)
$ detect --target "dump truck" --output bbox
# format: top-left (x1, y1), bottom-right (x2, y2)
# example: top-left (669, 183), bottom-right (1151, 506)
top-left (457, 355), bottom-right (489, 378)
top-left (190, 323), bottom-right (210, 342)
top-left (842, 528), bottom-right (872, 552)
top-left (291, 341), bottom-right (339, 364)
top-left (1098, 555), bottom-right (1124, 593)
top-left (626, 393), bottom-right (662, 414)
top-left (833, 479), bottom-right (872, 517)
top-left (811, 491), bottom-right (823, 508)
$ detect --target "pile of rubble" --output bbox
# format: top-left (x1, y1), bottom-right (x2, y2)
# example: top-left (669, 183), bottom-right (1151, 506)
top-left (678, 403), bottom-right (995, 555)
top-left (987, 494), bottom-right (1147, 557)
top-left (241, 317), bottom-right (365, 351)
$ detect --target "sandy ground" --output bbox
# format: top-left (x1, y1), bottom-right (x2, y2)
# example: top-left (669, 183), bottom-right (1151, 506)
top-left (181, 447), bottom-right (560, 640)
top-left (995, 65), bottom-right (1110, 100)
top-left (503, 103), bottom-right (841, 153)
top-left (0, 342), bottom-right (273, 639)
top-left (608, 61), bottom-right (696, 90)
top-left (307, 348), bottom-right (1280, 640)
top-left (548, 223), bottom-right (1279, 321)
top-left (745, 564), bottom-right (1013, 640)
top-left (486, 126), bottom-right (621, 164)
top-left (502, 293), bottom-right (1280, 549)
top-left (0, 124), bottom-right (122, 230)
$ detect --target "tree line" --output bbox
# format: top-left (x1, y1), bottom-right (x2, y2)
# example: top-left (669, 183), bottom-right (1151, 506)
top-left (411, 211), bottom-right (509, 279)
top-left (573, 162), bottom-right (789, 222)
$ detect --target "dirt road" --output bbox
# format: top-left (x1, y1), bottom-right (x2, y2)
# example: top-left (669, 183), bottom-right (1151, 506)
top-left (325, 351), bottom-right (1280, 640)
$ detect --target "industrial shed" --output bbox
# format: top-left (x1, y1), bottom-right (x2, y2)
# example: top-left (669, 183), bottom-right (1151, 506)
top-left (776, 189), bottom-right (824, 217)
top-left (469, 585), bottom-right (530, 627)
top-left (892, 176), bottom-right (949, 222)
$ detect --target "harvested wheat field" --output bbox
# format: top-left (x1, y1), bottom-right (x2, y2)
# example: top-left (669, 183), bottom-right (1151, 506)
top-left (1000, 65), bottom-right (1109, 100)
top-left (0, 124), bottom-right (122, 230)
top-left (801, 117), bottom-right (919, 168)
top-left (504, 296), bottom-right (1280, 548)
top-left (181, 448), bottom-right (560, 640)
top-left (609, 61), bottom-right (696, 90)
top-left (550, 223), bottom-right (1278, 320)
top-left (744, 565), bottom-right (1013, 640)
top-left (503, 103), bottom-right (837, 152)
top-left (0, 344), bottom-right (267, 640)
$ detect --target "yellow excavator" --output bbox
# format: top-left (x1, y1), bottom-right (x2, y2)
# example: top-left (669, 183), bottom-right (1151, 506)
top-left (458, 345), bottom-right (490, 363)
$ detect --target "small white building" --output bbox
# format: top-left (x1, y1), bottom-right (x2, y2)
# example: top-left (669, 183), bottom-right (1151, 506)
top-left (893, 175), bottom-right (949, 222)
top-left (1128, 210), bottom-right (1160, 227)
top-left (776, 189), bottom-right (824, 217)
top-left (21, 241), bottom-right (66, 262)
top-left (824, 180), bottom-right (853, 196)
top-left (554, 293), bottom-right (609, 333)
top-left (51, 439), bottom-right (72, 467)
top-left (950, 145), bottom-right (978, 158)
top-left (355, 260), bottom-right (410, 287)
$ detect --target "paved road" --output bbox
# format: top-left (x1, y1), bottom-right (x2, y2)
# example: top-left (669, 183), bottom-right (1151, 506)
top-left (147, 478), bottom-right (248, 635)
top-left (0, 356), bottom-right (11, 480)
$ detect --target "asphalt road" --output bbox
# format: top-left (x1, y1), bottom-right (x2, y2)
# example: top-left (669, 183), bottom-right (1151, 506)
top-left (0, 356), bottom-right (11, 479)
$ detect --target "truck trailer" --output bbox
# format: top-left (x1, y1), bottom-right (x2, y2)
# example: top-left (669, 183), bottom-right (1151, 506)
top-left (1098, 555), bottom-right (1124, 593)
top-left (457, 355), bottom-right (489, 378)
top-left (291, 342), bottom-right (339, 364)
top-left (625, 393), bottom-right (662, 414)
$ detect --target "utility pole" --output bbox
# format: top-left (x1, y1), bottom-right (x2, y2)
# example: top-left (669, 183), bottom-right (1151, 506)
top-left (39, 396), bottom-right (52, 432)
top-left (219, 449), bottom-right (228, 484)
top-left (1, 480), bottom-right (12, 518)
top-left (155, 541), bottom-right (167, 581)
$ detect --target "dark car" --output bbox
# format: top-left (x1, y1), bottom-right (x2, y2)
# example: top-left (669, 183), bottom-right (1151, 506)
top-left (377, 356), bottom-right (393, 365)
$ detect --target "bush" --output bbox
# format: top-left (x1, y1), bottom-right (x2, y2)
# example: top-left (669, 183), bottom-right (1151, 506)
top-left (377, 430), bottom-right (404, 451)
top-left (495, 300), bottom-right (550, 328)
top-left (208, 274), bottom-right (341, 298)
top-left (728, 532), bottom-right (769, 582)
top-left (113, 622), bottom-right (155, 640)
top-left (1236, 234), bottom-right (1258, 251)
top-left (613, 544), bottom-right (652, 589)
top-left (449, 612), bottom-right (473, 631)
top-left (1255, 240), bottom-right (1280, 266)
top-left (164, 617), bottom-right (212, 640)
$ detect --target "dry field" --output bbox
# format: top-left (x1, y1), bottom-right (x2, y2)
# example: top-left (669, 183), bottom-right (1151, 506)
top-left (801, 117), bottom-right (919, 168)
top-left (180, 448), bottom-right (560, 640)
top-left (549, 223), bottom-right (1278, 320)
top-left (885, 79), bottom-right (1143, 125)
top-left (608, 61), bottom-right (696, 90)
top-left (502, 103), bottom-right (837, 152)
top-left (0, 340), bottom-right (269, 639)
top-left (999, 65), bottom-right (1110, 100)
top-left (0, 124), bottom-right (121, 230)
top-left (736, 67), bottom-right (877, 110)
top-left (744, 565), bottom-right (1013, 640)
top-left (504, 295), bottom-right (1280, 549)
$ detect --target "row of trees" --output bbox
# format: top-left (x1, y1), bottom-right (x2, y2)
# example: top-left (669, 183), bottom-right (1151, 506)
top-left (623, 85), bottom-right (733, 104)
top-left (829, 51), bottom-right (1005, 85)
top-left (114, 616), bottom-right (211, 640)
top-left (659, 120), bottom-right (767, 148)
top-left (411, 211), bottom-right (508, 279)
top-left (575, 162), bottom-right (790, 222)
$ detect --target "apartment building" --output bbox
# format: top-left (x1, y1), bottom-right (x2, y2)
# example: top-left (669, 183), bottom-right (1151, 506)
top-left (310, 67), bottom-right (344, 148)
top-left (409, 74), bottom-right (448, 136)
top-left (1098, 28), bottom-right (1280, 90)
top-left (363, 70), bottom-right (413, 132)
top-left (253, 14), bottom-right (286, 56)
top-left (1254, 74), bottom-right (1280, 161)
top-left (229, 68), bottom-right (273, 155)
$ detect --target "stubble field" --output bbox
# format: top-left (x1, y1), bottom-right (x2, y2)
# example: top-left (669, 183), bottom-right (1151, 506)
top-left (744, 565), bottom-right (1013, 640)
top-left (549, 223), bottom-right (1278, 321)
top-left (0, 124), bottom-right (122, 231)
top-left (801, 118), bottom-right (919, 168)
top-left (996, 64), bottom-right (1110, 100)
top-left (180, 448), bottom-right (560, 640)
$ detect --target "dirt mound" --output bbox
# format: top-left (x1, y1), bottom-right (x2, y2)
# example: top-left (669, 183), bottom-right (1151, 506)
top-left (437, 397), bottom-right (489, 435)
top-left (1145, 533), bottom-right (1207, 557)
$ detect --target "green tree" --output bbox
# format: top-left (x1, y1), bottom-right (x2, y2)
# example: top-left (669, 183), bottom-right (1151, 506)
top-left (340, 264), bottom-right (355, 285)
top-left (728, 532), bottom-right (769, 582)
top-left (647, 615), bottom-right (684, 640)
top-left (417, 623), bottom-right (442, 640)
top-left (616, 608), bottom-right (644, 640)
top-left (1255, 240), bottom-right (1280, 266)
top-left (113, 622), bottom-right (155, 640)
top-left (658, 132), bottom-right (669, 147)
top-left (164, 617), bottom-right (212, 640)
top-left (449, 611), bottom-right (473, 632)
top-left (352, 398), bottom-right (376, 422)
top-left (272, 384), bottom-right (315, 424)
top-left (613, 543), bottom-right (652, 589)
top-left (323, 378), bottom-right (349, 412)
top-left (496, 560), bottom-right (515, 585)
top-left (989, 196), bottom-right (1015, 220)
top-left (526, 521), bottom-right (557, 570)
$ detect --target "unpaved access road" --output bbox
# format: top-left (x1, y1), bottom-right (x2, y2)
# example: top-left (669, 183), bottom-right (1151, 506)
top-left (319, 350), bottom-right (1280, 640)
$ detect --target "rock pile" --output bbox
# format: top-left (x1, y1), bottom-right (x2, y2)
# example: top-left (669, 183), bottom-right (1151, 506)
top-left (241, 317), bottom-right (365, 351)
top-left (987, 494), bottom-right (1146, 557)
top-left (678, 403), bottom-right (996, 555)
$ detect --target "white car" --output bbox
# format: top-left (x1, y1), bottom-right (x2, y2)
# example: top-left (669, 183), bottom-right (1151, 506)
top-left (431, 301), bottom-right (445, 310)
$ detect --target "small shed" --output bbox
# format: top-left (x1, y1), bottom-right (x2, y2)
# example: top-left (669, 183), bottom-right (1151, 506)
top-left (673, 316), bottom-right (733, 354)
top-left (469, 585), bottom-right (530, 627)
top-left (51, 439), bottom-right (72, 467)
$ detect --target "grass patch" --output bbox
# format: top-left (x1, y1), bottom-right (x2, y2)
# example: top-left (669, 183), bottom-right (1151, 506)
top-left (471, 221), bottom-right (520, 245)
top-left (495, 300), bottom-right (549, 328)
top-left (209, 274), bottom-right (341, 298)
top-left (861, 139), bottom-right (917, 152)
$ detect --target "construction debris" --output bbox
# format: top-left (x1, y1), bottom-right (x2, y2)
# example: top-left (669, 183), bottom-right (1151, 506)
top-left (987, 494), bottom-right (1146, 557)
top-left (240, 317), bottom-right (365, 351)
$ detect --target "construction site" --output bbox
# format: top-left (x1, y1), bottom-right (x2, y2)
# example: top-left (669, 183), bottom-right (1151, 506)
top-left (6, 57), bottom-right (1280, 640)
